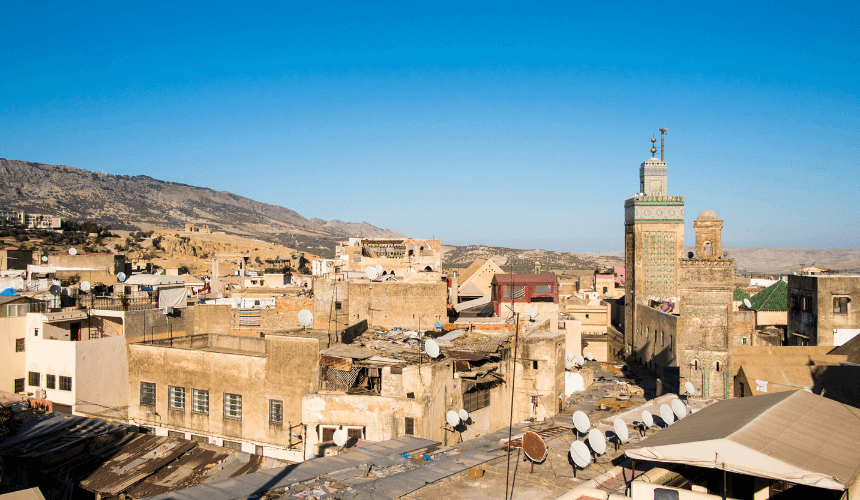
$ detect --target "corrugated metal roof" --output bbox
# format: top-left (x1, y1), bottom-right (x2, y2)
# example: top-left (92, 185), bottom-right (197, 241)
top-left (491, 273), bottom-right (558, 285)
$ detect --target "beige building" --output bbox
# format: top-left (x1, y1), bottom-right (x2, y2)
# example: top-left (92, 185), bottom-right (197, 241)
top-left (0, 248), bottom-right (33, 271)
top-left (336, 237), bottom-right (442, 274)
top-left (787, 274), bottom-right (860, 346)
top-left (455, 258), bottom-right (504, 301)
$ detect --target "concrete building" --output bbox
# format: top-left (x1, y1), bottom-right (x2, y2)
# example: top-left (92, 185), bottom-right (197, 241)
top-left (0, 296), bottom-right (47, 394)
top-left (335, 237), bottom-right (442, 274)
top-left (0, 249), bottom-right (33, 271)
top-left (787, 274), bottom-right (860, 346)
top-left (453, 258), bottom-right (504, 302)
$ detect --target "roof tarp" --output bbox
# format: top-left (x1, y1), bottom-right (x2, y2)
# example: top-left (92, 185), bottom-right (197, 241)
top-left (125, 274), bottom-right (184, 287)
top-left (625, 391), bottom-right (860, 491)
top-left (158, 287), bottom-right (188, 309)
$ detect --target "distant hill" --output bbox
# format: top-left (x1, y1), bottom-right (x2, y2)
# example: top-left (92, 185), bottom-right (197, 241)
top-left (716, 247), bottom-right (860, 274)
top-left (0, 159), bottom-right (402, 255)
top-left (442, 244), bottom-right (624, 273)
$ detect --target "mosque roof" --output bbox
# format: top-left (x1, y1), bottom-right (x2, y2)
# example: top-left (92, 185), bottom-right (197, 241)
top-left (744, 280), bottom-right (787, 312)
top-left (734, 287), bottom-right (751, 301)
top-left (697, 209), bottom-right (719, 220)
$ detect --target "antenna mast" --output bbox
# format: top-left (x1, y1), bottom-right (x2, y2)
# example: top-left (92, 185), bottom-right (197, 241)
top-left (659, 128), bottom-right (668, 161)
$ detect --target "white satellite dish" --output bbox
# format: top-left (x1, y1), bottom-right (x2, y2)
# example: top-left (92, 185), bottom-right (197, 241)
top-left (573, 411), bottom-right (591, 435)
top-left (588, 428), bottom-right (606, 455)
top-left (660, 404), bottom-right (675, 426)
top-left (671, 399), bottom-right (687, 419)
top-left (565, 351), bottom-right (574, 361)
top-left (527, 306), bottom-right (537, 319)
top-left (613, 418), bottom-right (629, 444)
top-left (574, 354), bottom-right (585, 366)
top-left (459, 409), bottom-right (469, 422)
top-left (424, 339), bottom-right (440, 358)
top-left (569, 441), bottom-right (590, 469)
top-left (564, 360), bottom-right (572, 370)
top-left (585, 352), bottom-right (594, 361)
top-left (685, 381), bottom-right (696, 395)
top-left (642, 410), bottom-right (654, 429)
top-left (41, 255), bottom-right (48, 263)
top-left (68, 248), bottom-right (77, 255)
top-left (333, 429), bottom-right (348, 447)
top-left (743, 298), bottom-right (752, 309)
top-left (365, 266), bottom-right (378, 280)
top-left (446, 410), bottom-right (460, 428)
top-left (374, 264), bottom-right (383, 274)
top-left (117, 272), bottom-right (127, 282)
top-left (80, 281), bottom-right (91, 291)
top-left (298, 309), bottom-right (313, 327)
top-left (803, 386), bottom-right (812, 393)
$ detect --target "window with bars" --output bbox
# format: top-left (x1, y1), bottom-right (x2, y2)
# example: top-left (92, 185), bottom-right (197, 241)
top-left (59, 376), bottom-right (72, 391)
top-left (269, 399), bottom-right (283, 424)
top-left (14, 378), bottom-right (24, 393)
top-left (46, 374), bottom-right (56, 389)
top-left (140, 382), bottom-right (156, 405)
top-left (533, 284), bottom-right (552, 295)
top-left (222, 440), bottom-right (242, 451)
top-left (192, 389), bottom-right (209, 414)
top-left (15, 338), bottom-right (24, 352)
top-left (223, 393), bottom-right (242, 419)
top-left (28, 371), bottom-right (40, 387)
top-left (463, 386), bottom-right (491, 413)
top-left (169, 386), bottom-right (186, 410)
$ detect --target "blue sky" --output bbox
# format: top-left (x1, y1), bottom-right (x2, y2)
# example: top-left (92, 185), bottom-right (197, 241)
top-left (2, 1), bottom-right (858, 252)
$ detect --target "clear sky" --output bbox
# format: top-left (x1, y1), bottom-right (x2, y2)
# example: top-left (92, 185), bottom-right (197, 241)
top-left (2, 1), bottom-right (858, 252)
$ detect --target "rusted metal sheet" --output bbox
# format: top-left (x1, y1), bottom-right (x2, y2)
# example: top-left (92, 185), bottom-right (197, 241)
top-left (123, 446), bottom-right (234, 499)
top-left (321, 355), bottom-right (352, 371)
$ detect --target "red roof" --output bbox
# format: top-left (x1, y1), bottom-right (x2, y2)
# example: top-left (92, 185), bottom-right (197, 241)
top-left (491, 273), bottom-right (558, 284)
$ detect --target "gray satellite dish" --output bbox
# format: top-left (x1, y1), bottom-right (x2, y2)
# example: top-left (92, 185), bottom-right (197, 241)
top-left (569, 441), bottom-right (590, 468)
top-left (459, 409), bottom-right (469, 422)
top-left (743, 298), bottom-right (752, 309)
top-left (687, 251), bottom-right (694, 258)
top-left (685, 381), bottom-right (696, 396)
top-left (425, 339), bottom-right (440, 358)
top-left (575, 354), bottom-right (585, 366)
top-left (585, 352), bottom-right (594, 361)
top-left (68, 248), bottom-right (77, 255)
top-left (573, 411), bottom-right (590, 435)
top-left (298, 309), bottom-right (313, 327)
top-left (565, 351), bottom-right (574, 362)
top-left (365, 266), bottom-right (378, 280)
top-left (613, 418), bottom-right (629, 444)
top-left (660, 404), bottom-right (675, 426)
top-left (333, 429), bottom-right (348, 447)
top-left (41, 255), bottom-right (48, 263)
top-left (49, 285), bottom-right (61, 296)
top-left (446, 410), bottom-right (460, 427)
top-left (642, 410), bottom-right (654, 429)
top-left (588, 428), bottom-right (606, 455)
top-left (80, 281), bottom-right (91, 291)
top-left (374, 264), bottom-right (383, 274)
top-left (527, 306), bottom-right (537, 318)
top-left (671, 399), bottom-right (687, 419)
top-left (117, 272), bottom-right (127, 282)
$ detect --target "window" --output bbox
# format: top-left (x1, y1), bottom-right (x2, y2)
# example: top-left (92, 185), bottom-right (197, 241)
top-left (33, 328), bottom-right (39, 337)
top-left (192, 389), bottom-right (209, 414)
top-left (269, 399), bottom-right (283, 424)
top-left (222, 440), bottom-right (242, 451)
top-left (739, 382), bottom-right (745, 398)
top-left (28, 372), bottom-right (40, 387)
top-left (533, 285), bottom-right (552, 295)
top-left (668, 335), bottom-right (672, 348)
top-left (502, 285), bottom-right (526, 300)
top-left (348, 428), bottom-right (363, 440)
top-left (46, 374), bottom-right (56, 389)
top-left (168, 430), bottom-right (186, 439)
top-left (322, 427), bottom-right (336, 442)
top-left (140, 382), bottom-right (156, 406)
top-left (15, 338), bottom-right (24, 352)
top-left (531, 360), bottom-right (539, 369)
top-left (191, 434), bottom-right (209, 443)
top-left (405, 417), bottom-right (414, 436)
top-left (255, 445), bottom-right (264, 455)
top-left (14, 378), bottom-right (24, 393)
top-left (463, 386), bottom-right (491, 413)
top-left (224, 393), bottom-right (242, 419)
top-left (715, 361), bottom-right (721, 373)
top-left (59, 376), bottom-right (72, 391)
top-left (335, 301), bottom-right (342, 310)
top-left (834, 297), bottom-right (850, 314)
top-left (742, 337), bottom-right (747, 345)
top-left (169, 386), bottom-right (186, 410)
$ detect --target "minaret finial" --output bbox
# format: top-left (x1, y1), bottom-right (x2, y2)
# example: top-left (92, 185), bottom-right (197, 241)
top-left (650, 135), bottom-right (657, 157)
top-left (659, 128), bottom-right (668, 161)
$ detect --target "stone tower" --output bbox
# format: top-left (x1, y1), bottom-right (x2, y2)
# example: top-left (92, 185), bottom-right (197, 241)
top-left (623, 136), bottom-right (685, 355)
top-left (677, 210), bottom-right (735, 398)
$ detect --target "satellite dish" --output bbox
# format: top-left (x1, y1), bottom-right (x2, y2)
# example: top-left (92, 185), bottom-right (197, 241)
top-left (333, 429), bottom-right (348, 447)
top-left (49, 285), bottom-right (61, 296)
top-left (425, 339), bottom-right (440, 358)
top-left (803, 387), bottom-right (812, 393)
top-left (117, 272), bottom-right (127, 282)
top-left (722, 251), bottom-right (729, 258)
top-left (743, 298), bottom-right (752, 309)
top-left (685, 381), bottom-right (696, 396)
top-left (565, 351), bottom-right (574, 361)
top-left (574, 354), bottom-right (585, 366)
top-left (68, 248), bottom-right (77, 255)
top-left (459, 409), bottom-right (469, 422)
top-left (687, 251), bottom-right (694, 258)
top-left (585, 352), bottom-right (594, 361)
top-left (569, 441), bottom-right (590, 468)
top-left (374, 264), bottom-right (383, 274)
top-left (365, 266), bottom-right (378, 280)
top-left (446, 410), bottom-right (460, 428)
top-left (573, 411), bottom-right (591, 435)
top-left (642, 410), bottom-right (654, 429)
top-left (522, 431), bottom-right (547, 463)
top-left (41, 255), bottom-right (48, 263)
top-left (671, 399), bottom-right (687, 419)
top-left (80, 281), bottom-right (91, 291)
top-left (298, 309), bottom-right (313, 327)
top-left (564, 360), bottom-right (572, 370)
top-left (613, 418), bottom-right (629, 444)
top-left (527, 306), bottom-right (537, 319)
top-left (588, 428), bottom-right (606, 455)
top-left (660, 404), bottom-right (675, 426)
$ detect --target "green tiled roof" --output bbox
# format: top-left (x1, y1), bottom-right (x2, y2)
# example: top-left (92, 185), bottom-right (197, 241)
top-left (734, 287), bottom-right (751, 301)
top-left (745, 280), bottom-right (787, 312)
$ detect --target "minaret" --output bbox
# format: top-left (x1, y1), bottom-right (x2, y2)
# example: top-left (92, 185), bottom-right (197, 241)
top-left (623, 129), bottom-right (685, 358)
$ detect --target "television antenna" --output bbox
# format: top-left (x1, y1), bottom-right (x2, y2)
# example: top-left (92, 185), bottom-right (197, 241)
top-left (364, 266), bottom-right (378, 280)
top-left (613, 418), bottom-right (629, 451)
top-left (569, 440), bottom-right (590, 477)
top-left (671, 398), bottom-right (687, 420)
top-left (522, 431), bottom-right (548, 473)
top-left (573, 410), bottom-right (590, 439)
top-left (660, 404), bottom-right (675, 426)
top-left (588, 428), bottom-right (606, 462)
top-left (298, 309), bottom-right (314, 329)
top-left (424, 339), bottom-right (440, 358)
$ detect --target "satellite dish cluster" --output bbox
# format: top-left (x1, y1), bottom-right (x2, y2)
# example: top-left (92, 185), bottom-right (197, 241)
top-left (564, 351), bottom-right (588, 371)
top-left (445, 408), bottom-right (471, 429)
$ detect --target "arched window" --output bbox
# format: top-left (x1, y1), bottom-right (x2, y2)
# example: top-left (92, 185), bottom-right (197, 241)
top-left (691, 359), bottom-right (699, 370)
top-left (705, 242), bottom-right (711, 256)
top-left (715, 361), bottom-right (721, 372)
top-left (646, 327), bottom-right (649, 340)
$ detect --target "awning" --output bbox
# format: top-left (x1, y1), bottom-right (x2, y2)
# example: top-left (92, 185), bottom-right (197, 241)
top-left (42, 310), bottom-right (89, 322)
top-left (125, 274), bottom-right (185, 287)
